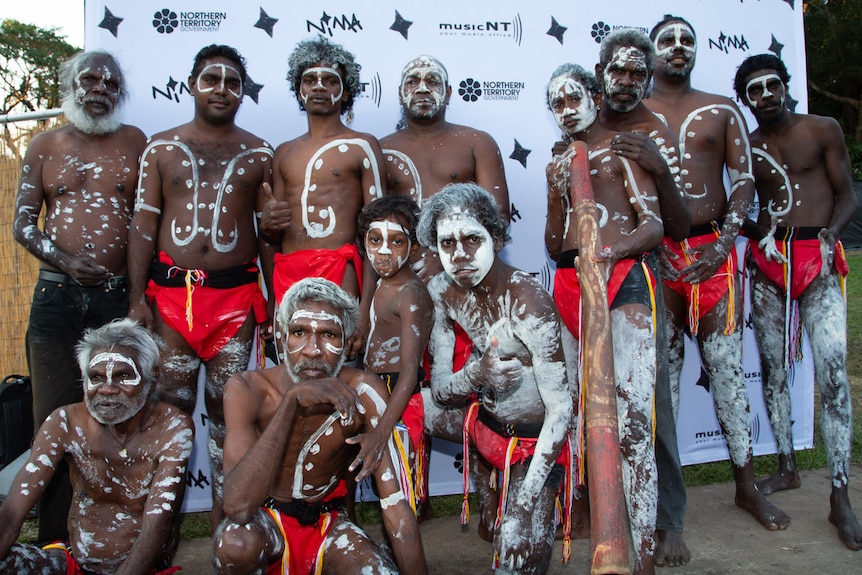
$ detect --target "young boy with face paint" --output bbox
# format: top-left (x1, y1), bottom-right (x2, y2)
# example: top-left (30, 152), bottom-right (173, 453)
top-left (13, 49), bottom-right (148, 544)
top-left (216, 278), bottom-right (427, 575)
top-left (0, 319), bottom-right (194, 574)
top-left (734, 54), bottom-right (862, 551)
top-left (645, 16), bottom-right (791, 565)
top-left (544, 63), bottom-right (664, 575)
top-left (261, 36), bottom-right (385, 344)
top-left (127, 44), bottom-right (274, 531)
top-left (347, 196), bottom-right (433, 513)
top-left (417, 183), bottom-right (573, 575)
top-left (379, 55), bottom-right (509, 282)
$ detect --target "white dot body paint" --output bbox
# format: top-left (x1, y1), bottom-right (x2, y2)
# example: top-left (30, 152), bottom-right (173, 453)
top-left (301, 139), bottom-right (383, 238)
top-left (547, 75), bottom-right (598, 137)
top-left (196, 63), bottom-right (243, 99)
top-left (745, 73), bottom-right (785, 108)
top-left (301, 66), bottom-right (343, 106)
top-left (86, 352), bottom-right (141, 390)
top-left (436, 210), bottom-right (495, 287)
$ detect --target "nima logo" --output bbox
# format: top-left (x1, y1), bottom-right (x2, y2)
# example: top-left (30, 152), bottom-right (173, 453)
top-left (708, 32), bottom-right (749, 53)
top-left (307, 12), bottom-right (363, 36)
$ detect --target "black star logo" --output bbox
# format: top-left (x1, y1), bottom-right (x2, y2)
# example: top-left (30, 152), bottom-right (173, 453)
top-left (768, 35), bottom-right (785, 59)
top-left (390, 10), bottom-right (412, 40)
top-left (320, 12), bottom-right (332, 26)
top-left (166, 77), bottom-right (178, 91)
top-left (509, 140), bottom-right (531, 169)
top-left (695, 367), bottom-right (711, 393)
top-left (547, 17), bottom-right (567, 45)
top-left (782, 0), bottom-right (795, 8)
top-left (98, 7), bottom-right (123, 38)
top-left (254, 7), bottom-right (278, 37)
top-left (786, 94), bottom-right (798, 113)
top-left (245, 77), bottom-right (264, 104)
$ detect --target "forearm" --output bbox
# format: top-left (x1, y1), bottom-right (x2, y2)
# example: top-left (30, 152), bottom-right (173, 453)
top-left (545, 189), bottom-right (566, 261)
top-left (654, 169), bottom-right (690, 241)
top-left (431, 360), bottom-right (479, 404)
top-left (717, 183), bottom-right (755, 252)
top-left (126, 225), bottom-right (156, 306)
top-left (512, 410), bottom-right (569, 509)
top-left (612, 217), bottom-right (663, 260)
top-left (828, 191), bottom-right (858, 238)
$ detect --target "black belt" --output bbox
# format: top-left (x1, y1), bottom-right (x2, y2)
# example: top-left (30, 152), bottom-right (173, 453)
top-left (264, 496), bottom-right (346, 526)
top-left (478, 406), bottom-right (544, 438)
top-left (687, 218), bottom-right (725, 238)
top-left (150, 259), bottom-right (259, 289)
top-left (38, 270), bottom-right (127, 290)
top-left (774, 226), bottom-right (822, 241)
top-left (557, 249), bottom-right (579, 269)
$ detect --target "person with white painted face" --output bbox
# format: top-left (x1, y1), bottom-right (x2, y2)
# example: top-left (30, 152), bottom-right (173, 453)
top-left (215, 278), bottom-right (427, 575)
top-left (127, 44), bottom-right (274, 531)
top-left (12, 50), bottom-right (147, 544)
top-left (418, 184), bottom-right (573, 575)
top-left (381, 55), bottom-right (509, 282)
top-left (0, 319), bottom-right (194, 575)
top-left (261, 36), bottom-right (384, 334)
top-left (646, 16), bottom-right (793, 565)
top-left (545, 63), bottom-right (664, 575)
top-left (735, 53), bottom-right (862, 551)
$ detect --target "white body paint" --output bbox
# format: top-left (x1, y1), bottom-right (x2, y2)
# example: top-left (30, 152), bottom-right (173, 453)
top-left (86, 352), bottom-right (141, 390)
top-left (196, 63), bottom-right (243, 99)
top-left (436, 210), bottom-right (495, 286)
top-left (301, 66), bottom-right (344, 106)
top-left (301, 139), bottom-right (383, 238)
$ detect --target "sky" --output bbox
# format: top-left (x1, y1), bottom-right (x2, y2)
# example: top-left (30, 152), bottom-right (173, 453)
top-left (4, 0), bottom-right (86, 48)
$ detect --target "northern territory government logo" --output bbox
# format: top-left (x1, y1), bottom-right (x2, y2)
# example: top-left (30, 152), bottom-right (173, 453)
top-left (458, 77), bottom-right (525, 102)
top-left (439, 14), bottom-right (523, 46)
top-left (153, 9), bottom-right (226, 33)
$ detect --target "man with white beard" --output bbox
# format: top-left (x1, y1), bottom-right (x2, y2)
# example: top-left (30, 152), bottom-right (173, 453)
top-left (12, 50), bottom-right (147, 544)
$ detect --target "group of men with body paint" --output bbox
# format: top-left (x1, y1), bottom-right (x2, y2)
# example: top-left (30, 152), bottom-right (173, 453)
top-left (1, 12), bottom-right (858, 575)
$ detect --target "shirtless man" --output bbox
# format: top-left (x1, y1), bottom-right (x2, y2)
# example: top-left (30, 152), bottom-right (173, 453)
top-left (262, 36), bottom-right (384, 315)
top-left (735, 53), bottom-right (862, 550)
top-left (0, 319), bottom-right (194, 574)
top-left (380, 55), bottom-right (509, 281)
top-left (12, 50), bottom-right (147, 544)
top-left (648, 16), bottom-right (793, 561)
top-left (417, 183), bottom-right (573, 574)
top-left (544, 64), bottom-right (663, 575)
top-left (127, 44), bottom-right (273, 529)
top-left (214, 278), bottom-right (427, 575)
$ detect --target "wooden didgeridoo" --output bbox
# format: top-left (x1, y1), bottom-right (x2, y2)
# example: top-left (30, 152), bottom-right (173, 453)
top-left (569, 139), bottom-right (631, 574)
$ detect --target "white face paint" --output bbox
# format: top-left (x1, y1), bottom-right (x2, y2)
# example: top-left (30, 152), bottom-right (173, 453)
top-left (400, 56), bottom-right (448, 118)
top-left (300, 66), bottom-right (343, 106)
top-left (745, 73), bottom-right (785, 108)
top-left (547, 75), bottom-right (597, 136)
top-left (196, 63), bottom-right (243, 99)
top-left (654, 23), bottom-right (697, 59)
top-left (603, 47), bottom-right (649, 113)
top-left (365, 220), bottom-right (412, 278)
top-left (436, 210), bottom-right (495, 288)
top-left (286, 309), bottom-right (345, 356)
top-left (86, 352), bottom-right (141, 391)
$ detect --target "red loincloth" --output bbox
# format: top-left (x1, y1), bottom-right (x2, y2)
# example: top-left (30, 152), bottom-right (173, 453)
top-left (146, 252), bottom-right (266, 362)
top-left (272, 245), bottom-right (364, 305)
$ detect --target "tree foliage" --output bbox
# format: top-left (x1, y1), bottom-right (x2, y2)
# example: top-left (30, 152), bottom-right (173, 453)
top-left (0, 19), bottom-right (79, 116)
top-left (804, 0), bottom-right (862, 143)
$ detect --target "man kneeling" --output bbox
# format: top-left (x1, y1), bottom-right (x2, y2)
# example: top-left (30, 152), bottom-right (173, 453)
top-left (214, 278), bottom-right (427, 574)
top-left (0, 319), bottom-right (194, 574)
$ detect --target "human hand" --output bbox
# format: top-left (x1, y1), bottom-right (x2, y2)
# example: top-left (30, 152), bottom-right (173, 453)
top-left (758, 234), bottom-right (787, 264)
top-left (611, 132), bottom-right (665, 174)
top-left (818, 228), bottom-right (836, 277)
top-left (412, 250), bottom-right (442, 283)
top-left (679, 239), bottom-right (732, 284)
top-left (345, 426), bottom-right (389, 482)
top-left (127, 300), bottom-right (154, 331)
top-left (291, 378), bottom-right (364, 424)
top-left (546, 144), bottom-right (576, 199)
top-left (63, 257), bottom-right (112, 285)
top-left (494, 507), bottom-right (531, 573)
top-left (657, 244), bottom-right (681, 281)
top-left (476, 336), bottom-right (523, 394)
top-left (260, 183), bottom-right (291, 238)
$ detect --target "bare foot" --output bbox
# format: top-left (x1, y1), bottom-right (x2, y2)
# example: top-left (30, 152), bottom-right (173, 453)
top-left (735, 487), bottom-right (791, 530)
top-left (829, 486), bottom-right (862, 550)
top-left (755, 469), bottom-right (801, 496)
top-left (654, 529), bottom-right (690, 567)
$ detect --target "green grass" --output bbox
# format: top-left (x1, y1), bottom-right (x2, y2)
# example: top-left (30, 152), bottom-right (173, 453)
top-left (17, 253), bottom-right (862, 542)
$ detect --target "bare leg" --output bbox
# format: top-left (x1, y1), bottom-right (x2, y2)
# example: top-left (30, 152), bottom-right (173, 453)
top-left (203, 315), bottom-right (256, 531)
top-left (0, 544), bottom-right (66, 572)
top-left (322, 517), bottom-right (399, 574)
top-left (611, 305), bottom-right (657, 575)
top-left (213, 510), bottom-right (283, 575)
top-left (750, 265), bottom-right (800, 493)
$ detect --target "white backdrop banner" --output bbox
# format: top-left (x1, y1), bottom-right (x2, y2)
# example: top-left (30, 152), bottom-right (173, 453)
top-left (84, 0), bottom-right (813, 512)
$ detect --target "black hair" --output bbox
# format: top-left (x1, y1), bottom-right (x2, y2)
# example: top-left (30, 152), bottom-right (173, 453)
top-left (357, 195), bottom-right (420, 256)
top-left (733, 53), bottom-right (791, 103)
top-left (191, 44), bottom-right (248, 85)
